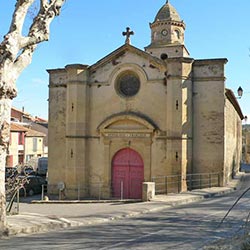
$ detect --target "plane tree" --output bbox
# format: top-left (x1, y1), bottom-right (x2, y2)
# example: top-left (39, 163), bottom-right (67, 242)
top-left (0, 0), bottom-right (66, 236)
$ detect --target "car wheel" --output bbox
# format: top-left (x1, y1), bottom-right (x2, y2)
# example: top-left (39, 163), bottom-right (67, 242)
top-left (28, 189), bottom-right (34, 196)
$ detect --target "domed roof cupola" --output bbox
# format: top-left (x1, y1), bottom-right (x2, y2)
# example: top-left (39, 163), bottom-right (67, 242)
top-left (154, 0), bottom-right (181, 22)
top-left (145, 1), bottom-right (188, 58)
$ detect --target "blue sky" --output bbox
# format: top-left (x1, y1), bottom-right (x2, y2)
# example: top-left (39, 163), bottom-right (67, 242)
top-left (1, 0), bottom-right (250, 121)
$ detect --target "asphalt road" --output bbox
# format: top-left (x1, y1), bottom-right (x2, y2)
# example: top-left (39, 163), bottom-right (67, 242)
top-left (1, 175), bottom-right (250, 250)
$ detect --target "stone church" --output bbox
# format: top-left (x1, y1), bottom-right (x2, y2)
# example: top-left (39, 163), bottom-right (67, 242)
top-left (47, 1), bottom-right (243, 199)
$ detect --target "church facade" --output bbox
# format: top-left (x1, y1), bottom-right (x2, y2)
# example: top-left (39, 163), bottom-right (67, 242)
top-left (47, 1), bottom-right (243, 199)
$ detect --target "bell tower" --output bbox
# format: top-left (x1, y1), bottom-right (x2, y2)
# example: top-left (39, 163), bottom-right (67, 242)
top-left (145, 0), bottom-right (189, 59)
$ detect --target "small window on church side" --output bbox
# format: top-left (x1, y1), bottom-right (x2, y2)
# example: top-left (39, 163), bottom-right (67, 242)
top-left (174, 29), bottom-right (180, 39)
top-left (161, 53), bottom-right (168, 60)
top-left (116, 71), bottom-right (140, 98)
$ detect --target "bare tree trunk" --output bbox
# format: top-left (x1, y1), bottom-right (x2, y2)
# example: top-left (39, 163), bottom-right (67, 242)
top-left (0, 0), bottom-right (66, 236)
top-left (0, 99), bottom-right (11, 236)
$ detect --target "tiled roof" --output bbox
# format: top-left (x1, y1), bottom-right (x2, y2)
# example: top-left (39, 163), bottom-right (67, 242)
top-left (35, 117), bottom-right (48, 123)
top-left (11, 107), bottom-right (48, 123)
top-left (25, 129), bottom-right (46, 137)
top-left (154, 1), bottom-right (181, 22)
top-left (10, 123), bottom-right (28, 132)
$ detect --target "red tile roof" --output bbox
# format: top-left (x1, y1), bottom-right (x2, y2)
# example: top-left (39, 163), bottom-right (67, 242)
top-left (10, 123), bottom-right (28, 132)
top-left (25, 129), bottom-right (46, 137)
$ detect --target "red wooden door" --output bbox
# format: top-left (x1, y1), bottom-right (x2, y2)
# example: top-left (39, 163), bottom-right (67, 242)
top-left (112, 148), bottom-right (144, 199)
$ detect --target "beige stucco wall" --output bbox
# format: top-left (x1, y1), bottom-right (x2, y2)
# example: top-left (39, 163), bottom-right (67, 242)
top-left (25, 137), bottom-right (44, 159)
top-left (9, 132), bottom-right (20, 167)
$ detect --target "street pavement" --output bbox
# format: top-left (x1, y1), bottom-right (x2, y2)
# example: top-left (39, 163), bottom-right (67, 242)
top-left (3, 173), bottom-right (245, 238)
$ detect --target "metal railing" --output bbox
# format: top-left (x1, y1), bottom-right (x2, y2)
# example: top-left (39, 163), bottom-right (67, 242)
top-left (48, 183), bottom-right (106, 200)
top-left (43, 172), bottom-right (221, 200)
top-left (152, 172), bottom-right (221, 195)
top-left (47, 180), bottom-right (142, 201)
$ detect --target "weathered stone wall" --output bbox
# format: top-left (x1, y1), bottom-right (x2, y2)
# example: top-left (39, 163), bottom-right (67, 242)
top-left (192, 60), bottom-right (226, 183)
top-left (242, 125), bottom-right (250, 164)
top-left (246, 132), bottom-right (250, 164)
top-left (47, 69), bottom-right (67, 194)
top-left (224, 97), bottom-right (242, 183)
top-left (64, 65), bottom-right (90, 197)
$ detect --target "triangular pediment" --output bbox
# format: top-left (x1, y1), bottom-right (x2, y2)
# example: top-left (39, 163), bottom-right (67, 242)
top-left (90, 43), bottom-right (165, 72)
top-left (106, 119), bottom-right (148, 131)
top-left (98, 112), bottom-right (158, 134)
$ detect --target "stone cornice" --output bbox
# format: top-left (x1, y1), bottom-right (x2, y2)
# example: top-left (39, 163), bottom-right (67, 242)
top-left (66, 135), bottom-right (100, 139)
top-left (192, 77), bottom-right (226, 82)
top-left (150, 20), bottom-right (185, 29)
top-left (46, 68), bottom-right (66, 74)
top-left (65, 64), bottom-right (89, 70)
top-left (167, 75), bottom-right (192, 81)
top-left (193, 58), bottom-right (228, 65)
top-left (156, 136), bottom-right (192, 140)
top-left (165, 56), bottom-right (194, 63)
top-left (89, 79), bottom-right (166, 86)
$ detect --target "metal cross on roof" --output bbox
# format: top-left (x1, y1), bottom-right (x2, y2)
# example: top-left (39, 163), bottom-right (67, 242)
top-left (122, 27), bottom-right (134, 45)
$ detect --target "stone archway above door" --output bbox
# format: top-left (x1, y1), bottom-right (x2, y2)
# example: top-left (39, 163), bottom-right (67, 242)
top-left (97, 112), bottom-right (158, 139)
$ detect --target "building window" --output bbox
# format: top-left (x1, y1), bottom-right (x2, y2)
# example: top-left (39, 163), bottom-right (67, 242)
top-left (18, 132), bottom-right (24, 145)
top-left (174, 29), bottom-right (180, 39)
top-left (6, 155), bottom-right (13, 167)
top-left (18, 154), bottom-right (24, 165)
top-left (33, 138), bottom-right (38, 152)
top-left (116, 71), bottom-right (140, 98)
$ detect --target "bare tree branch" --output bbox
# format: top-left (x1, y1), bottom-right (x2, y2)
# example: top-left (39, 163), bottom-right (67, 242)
top-left (13, 45), bottom-right (37, 77)
top-left (20, 0), bottom-right (65, 48)
top-left (9, 0), bottom-right (35, 34)
top-left (1, 0), bottom-right (66, 67)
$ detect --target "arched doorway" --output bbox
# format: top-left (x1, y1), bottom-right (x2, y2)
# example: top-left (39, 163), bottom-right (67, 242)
top-left (112, 148), bottom-right (144, 199)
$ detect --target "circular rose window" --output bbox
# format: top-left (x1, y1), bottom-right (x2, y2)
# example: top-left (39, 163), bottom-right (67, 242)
top-left (117, 72), bottom-right (140, 97)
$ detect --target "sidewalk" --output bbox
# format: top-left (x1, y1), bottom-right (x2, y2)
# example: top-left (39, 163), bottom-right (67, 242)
top-left (5, 174), bottom-right (244, 238)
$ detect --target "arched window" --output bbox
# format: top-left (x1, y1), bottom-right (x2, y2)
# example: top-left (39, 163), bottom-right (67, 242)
top-left (174, 29), bottom-right (180, 39)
